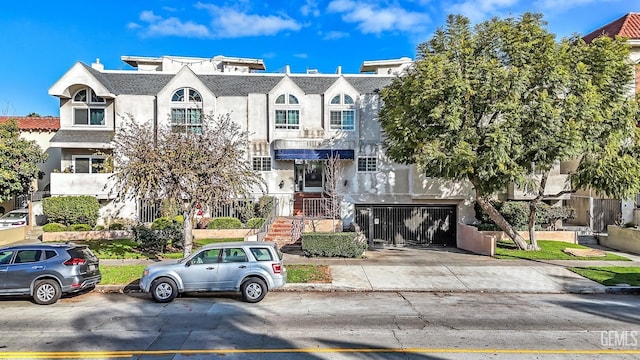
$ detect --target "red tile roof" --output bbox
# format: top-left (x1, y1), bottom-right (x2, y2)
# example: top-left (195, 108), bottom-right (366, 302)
top-left (583, 12), bottom-right (640, 43)
top-left (0, 116), bottom-right (60, 132)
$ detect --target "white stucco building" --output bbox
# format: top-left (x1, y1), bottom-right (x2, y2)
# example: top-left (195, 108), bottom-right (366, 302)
top-left (47, 55), bottom-right (484, 245)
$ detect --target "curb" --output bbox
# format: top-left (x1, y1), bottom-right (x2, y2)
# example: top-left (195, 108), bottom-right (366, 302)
top-left (94, 284), bottom-right (634, 295)
top-left (604, 286), bottom-right (640, 295)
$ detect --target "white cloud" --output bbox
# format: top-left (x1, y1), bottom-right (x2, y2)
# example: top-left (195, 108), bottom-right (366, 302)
top-left (196, 3), bottom-right (302, 38)
top-left (322, 30), bottom-right (350, 40)
top-left (140, 10), bottom-right (163, 23)
top-left (445, 0), bottom-right (520, 21)
top-left (294, 53), bottom-right (309, 59)
top-left (327, 0), bottom-right (429, 34)
top-left (136, 10), bottom-right (210, 38)
top-left (301, 0), bottom-right (320, 17)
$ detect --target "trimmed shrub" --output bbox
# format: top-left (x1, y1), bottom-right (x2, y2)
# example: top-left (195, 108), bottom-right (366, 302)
top-left (94, 225), bottom-right (105, 231)
top-left (67, 224), bottom-right (92, 231)
top-left (42, 196), bottom-right (100, 226)
top-left (475, 200), bottom-right (575, 231)
top-left (246, 217), bottom-right (265, 229)
top-left (151, 216), bottom-right (183, 249)
top-left (108, 223), bottom-right (125, 230)
top-left (132, 225), bottom-right (167, 253)
top-left (207, 217), bottom-right (243, 229)
top-left (302, 232), bottom-right (368, 258)
top-left (42, 223), bottom-right (67, 232)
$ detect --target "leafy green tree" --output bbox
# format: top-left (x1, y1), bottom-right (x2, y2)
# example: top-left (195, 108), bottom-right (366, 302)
top-left (112, 113), bottom-right (265, 256)
top-left (0, 119), bottom-right (47, 202)
top-left (378, 13), bottom-right (640, 250)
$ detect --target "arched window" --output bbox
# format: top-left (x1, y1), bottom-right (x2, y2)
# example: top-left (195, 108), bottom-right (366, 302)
top-left (329, 94), bottom-right (355, 131)
top-left (274, 93), bottom-right (300, 130)
top-left (72, 87), bottom-right (106, 126)
top-left (170, 87), bottom-right (203, 134)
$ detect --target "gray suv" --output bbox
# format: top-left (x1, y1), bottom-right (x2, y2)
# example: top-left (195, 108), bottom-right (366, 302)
top-left (139, 241), bottom-right (286, 303)
top-left (0, 243), bottom-right (102, 305)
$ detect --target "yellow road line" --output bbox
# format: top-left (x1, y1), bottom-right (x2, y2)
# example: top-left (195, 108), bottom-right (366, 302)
top-left (1, 347), bottom-right (639, 358)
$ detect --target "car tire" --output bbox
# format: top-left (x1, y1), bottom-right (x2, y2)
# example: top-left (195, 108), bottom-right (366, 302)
top-left (151, 277), bottom-right (178, 303)
top-left (241, 277), bottom-right (267, 303)
top-left (33, 279), bottom-right (62, 305)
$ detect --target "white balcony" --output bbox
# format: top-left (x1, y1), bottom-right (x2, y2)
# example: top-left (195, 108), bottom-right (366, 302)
top-left (50, 173), bottom-right (116, 199)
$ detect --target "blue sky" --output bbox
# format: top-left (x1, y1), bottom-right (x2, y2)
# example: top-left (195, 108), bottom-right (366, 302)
top-left (0, 0), bottom-right (633, 117)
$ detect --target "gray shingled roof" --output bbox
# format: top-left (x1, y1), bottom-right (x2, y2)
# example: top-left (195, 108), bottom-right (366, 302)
top-left (102, 73), bottom-right (174, 95)
top-left (50, 130), bottom-right (114, 144)
top-left (344, 76), bottom-right (395, 94)
top-left (199, 75), bottom-right (283, 96)
top-left (82, 63), bottom-right (395, 97)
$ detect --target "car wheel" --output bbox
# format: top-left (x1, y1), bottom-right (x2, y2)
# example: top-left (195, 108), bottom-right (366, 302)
top-left (241, 278), bottom-right (267, 303)
top-left (151, 278), bottom-right (178, 303)
top-left (33, 279), bottom-right (62, 305)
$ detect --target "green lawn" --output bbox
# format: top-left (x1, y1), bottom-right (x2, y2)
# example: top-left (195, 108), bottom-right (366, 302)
top-left (99, 265), bottom-right (146, 285)
top-left (495, 240), bottom-right (630, 261)
top-left (569, 267), bottom-right (640, 286)
top-left (99, 264), bottom-right (330, 285)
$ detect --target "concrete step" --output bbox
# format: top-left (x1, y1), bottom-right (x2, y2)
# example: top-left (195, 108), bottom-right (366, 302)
top-left (578, 235), bottom-right (599, 246)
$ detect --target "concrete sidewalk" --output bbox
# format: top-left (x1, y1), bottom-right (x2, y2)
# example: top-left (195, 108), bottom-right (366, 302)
top-left (99, 245), bottom-right (640, 295)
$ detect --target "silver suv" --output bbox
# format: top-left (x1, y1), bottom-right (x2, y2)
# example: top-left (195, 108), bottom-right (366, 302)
top-left (139, 241), bottom-right (287, 303)
top-left (0, 243), bottom-right (101, 305)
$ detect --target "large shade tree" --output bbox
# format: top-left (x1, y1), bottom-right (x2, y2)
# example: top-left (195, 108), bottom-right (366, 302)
top-left (112, 113), bottom-right (265, 256)
top-left (0, 119), bottom-right (47, 203)
top-left (379, 13), bottom-right (640, 250)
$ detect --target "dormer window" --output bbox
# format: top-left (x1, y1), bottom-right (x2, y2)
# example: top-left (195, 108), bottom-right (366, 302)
top-left (171, 87), bottom-right (203, 134)
top-left (72, 88), bottom-right (106, 126)
top-left (329, 94), bottom-right (355, 131)
top-left (274, 93), bottom-right (300, 130)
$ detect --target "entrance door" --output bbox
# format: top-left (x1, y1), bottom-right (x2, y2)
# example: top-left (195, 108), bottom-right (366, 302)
top-left (295, 161), bottom-right (324, 193)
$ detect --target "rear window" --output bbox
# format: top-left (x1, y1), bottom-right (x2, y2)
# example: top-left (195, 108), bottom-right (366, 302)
top-left (67, 246), bottom-right (98, 261)
top-left (45, 250), bottom-right (57, 260)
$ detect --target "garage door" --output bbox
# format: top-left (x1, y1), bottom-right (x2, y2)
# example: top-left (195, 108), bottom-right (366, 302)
top-left (355, 205), bottom-right (457, 246)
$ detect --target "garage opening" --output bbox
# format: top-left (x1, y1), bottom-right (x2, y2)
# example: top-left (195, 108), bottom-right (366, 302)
top-left (355, 205), bottom-right (457, 247)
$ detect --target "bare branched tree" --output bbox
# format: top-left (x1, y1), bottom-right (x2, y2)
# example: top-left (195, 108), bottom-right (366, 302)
top-left (111, 113), bottom-right (265, 256)
top-left (323, 152), bottom-right (343, 223)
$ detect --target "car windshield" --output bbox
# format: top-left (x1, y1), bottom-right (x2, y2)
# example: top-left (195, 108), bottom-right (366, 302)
top-left (2, 212), bottom-right (26, 219)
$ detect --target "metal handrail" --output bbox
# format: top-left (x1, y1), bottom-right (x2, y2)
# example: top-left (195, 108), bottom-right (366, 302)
top-left (256, 197), bottom-right (280, 241)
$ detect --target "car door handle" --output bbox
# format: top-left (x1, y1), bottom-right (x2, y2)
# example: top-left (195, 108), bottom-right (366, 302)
top-left (206, 267), bottom-right (215, 270)
top-left (238, 265), bottom-right (247, 269)
top-left (32, 266), bottom-right (44, 270)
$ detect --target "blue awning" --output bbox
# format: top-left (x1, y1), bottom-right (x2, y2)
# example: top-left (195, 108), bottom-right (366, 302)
top-left (275, 149), bottom-right (354, 160)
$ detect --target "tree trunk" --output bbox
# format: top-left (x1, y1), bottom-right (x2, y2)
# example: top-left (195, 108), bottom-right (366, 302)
top-left (182, 206), bottom-right (194, 257)
top-left (527, 201), bottom-right (540, 251)
top-left (527, 170), bottom-right (550, 251)
top-left (475, 195), bottom-right (529, 250)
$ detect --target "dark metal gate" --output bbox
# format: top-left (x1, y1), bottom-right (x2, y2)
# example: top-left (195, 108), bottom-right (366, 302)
top-left (593, 199), bottom-right (621, 233)
top-left (355, 205), bottom-right (457, 246)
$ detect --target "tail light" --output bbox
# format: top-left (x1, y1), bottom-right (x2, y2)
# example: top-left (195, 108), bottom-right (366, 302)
top-left (272, 263), bottom-right (282, 274)
top-left (64, 258), bottom-right (87, 266)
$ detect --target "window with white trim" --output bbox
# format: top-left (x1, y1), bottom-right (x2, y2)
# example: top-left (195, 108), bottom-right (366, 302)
top-left (274, 93), bottom-right (300, 129)
top-left (357, 157), bottom-right (377, 172)
top-left (72, 88), bottom-right (106, 126)
top-left (171, 87), bottom-right (203, 134)
top-left (329, 94), bottom-right (355, 130)
top-left (252, 156), bottom-right (271, 171)
top-left (72, 156), bottom-right (106, 174)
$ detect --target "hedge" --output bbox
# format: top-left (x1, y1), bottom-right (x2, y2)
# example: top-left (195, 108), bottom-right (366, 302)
top-left (207, 217), bottom-right (243, 229)
top-left (246, 217), bottom-right (265, 229)
top-left (42, 196), bottom-right (100, 226)
top-left (302, 232), bottom-right (367, 258)
top-left (42, 223), bottom-right (67, 232)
